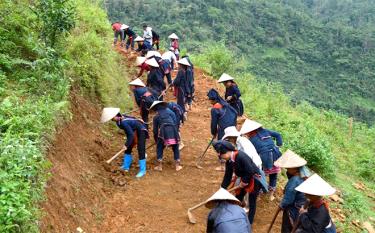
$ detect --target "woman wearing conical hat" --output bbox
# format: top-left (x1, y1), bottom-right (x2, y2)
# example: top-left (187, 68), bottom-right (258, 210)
top-left (206, 188), bottom-right (251, 233)
top-left (294, 174), bottom-right (337, 233)
top-left (134, 36), bottom-right (149, 56)
top-left (135, 56), bottom-right (150, 78)
top-left (129, 78), bottom-right (157, 124)
top-left (173, 58), bottom-right (192, 116)
top-left (274, 150), bottom-right (309, 233)
top-left (168, 33), bottom-right (180, 60)
top-left (146, 58), bottom-right (165, 99)
top-left (218, 73), bottom-right (244, 117)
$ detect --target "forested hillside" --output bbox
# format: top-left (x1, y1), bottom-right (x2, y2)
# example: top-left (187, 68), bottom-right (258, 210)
top-left (106, 0), bottom-right (375, 124)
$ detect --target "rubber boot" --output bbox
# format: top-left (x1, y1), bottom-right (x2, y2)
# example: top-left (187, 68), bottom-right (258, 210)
top-left (121, 154), bottom-right (133, 172)
top-left (136, 159), bottom-right (147, 178)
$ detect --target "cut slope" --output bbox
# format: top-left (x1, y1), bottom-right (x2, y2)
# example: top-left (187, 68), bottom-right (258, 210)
top-left (40, 51), bottom-right (282, 232)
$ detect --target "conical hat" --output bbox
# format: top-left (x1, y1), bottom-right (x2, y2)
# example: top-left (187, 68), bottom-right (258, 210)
top-left (100, 107), bottom-right (120, 123)
top-left (295, 174), bottom-right (336, 196)
top-left (134, 36), bottom-right (144, 42)
top-left (218, 73), bottom-right (234, 83)
top-left (149, 101), bottom-right (166, 110)
top-left (240, 119), bottom-right (262, 134)
top-left (168, 33), bottom-right (179, 39)
top-left (129, 78), bottom-right (145, 87)
top-left (145, 58), bottom-right (159, 67)
top-left (135, 57), bottom-right (147, 66)
top-left (146, 51), bottom-right (162, 59)
top-left (205, 188), bottom-right (241, 208)
top-left (274, 149), bottom-right (307, 168)
top-left (177, 58), bottom-right (191, 66)
top-left (120, 24), bottom-right (129, 30)
top-left (222, 126), bottom-right (240, 140)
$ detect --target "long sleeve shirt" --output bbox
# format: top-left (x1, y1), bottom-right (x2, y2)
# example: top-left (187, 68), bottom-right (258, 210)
top-left (225, 85), bottom-right (241, 103)
top-left (250, 128), bottom-right (283, 154)
top-left (298, 204), bottom-right (333, 233)
top-left (116, 118), bottom-right (146, 147)
top-left (143, 27), bottom-right (153, 45)
top-left (147, 68), bottom-right (165, 94)
top-left (236, 136), bottom-right (262, 168)
top-left (280, 175), bottom-right (306, 209)
top-left (210, 104), bottom-right (237, 139)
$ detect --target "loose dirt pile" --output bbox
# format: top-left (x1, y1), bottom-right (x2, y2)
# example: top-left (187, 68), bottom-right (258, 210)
top-left (40, 50), bottom-right (282, 232)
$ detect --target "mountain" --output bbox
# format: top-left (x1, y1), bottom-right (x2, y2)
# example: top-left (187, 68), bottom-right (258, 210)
top-left (106, 0), bottom-right (375, 124)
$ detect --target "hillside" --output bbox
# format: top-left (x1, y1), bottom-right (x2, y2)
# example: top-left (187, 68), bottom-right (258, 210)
top-left (106, 0), bottom-right (375, 124)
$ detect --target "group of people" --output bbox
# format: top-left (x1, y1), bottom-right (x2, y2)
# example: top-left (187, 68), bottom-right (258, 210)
top-left (103, 23), bottom-right (337, 233)
top-left (205, 73), bottom-right (337, 232)
top-left (103, 24), bottom-right (193, 175)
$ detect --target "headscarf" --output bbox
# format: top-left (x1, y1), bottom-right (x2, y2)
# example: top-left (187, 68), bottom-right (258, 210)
top-left (207, 89), bottom-right (238, 115)
top-left (212, 140), bottom-right (236, 154)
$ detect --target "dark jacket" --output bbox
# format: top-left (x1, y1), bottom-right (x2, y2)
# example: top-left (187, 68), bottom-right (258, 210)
top-left (210, 103), bottom-right (237, 139)
top-left (173, 69), bottom-right (191, 96)
top-left (124, 28), bottom-right (136, 37)
top-left (297, 203), bottom-right (336, 233)
top-left (207, 202), bottom-right (251, 233)
top-left (225, 84), bottom-right (243, 116)
top-left (116, 117), bottom-right (147, 148)
top-left (133, 87), bottom-right (157, 108)
top-left (167, 102), bottom-right (184, 128)
top-left (152, 107), bottom-right (178, 142)
top-left (147, 68), bottom-right (165, 94)
top-left (221, 151), bottom-right (260, 189)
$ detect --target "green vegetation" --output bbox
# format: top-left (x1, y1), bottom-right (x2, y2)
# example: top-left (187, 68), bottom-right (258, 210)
top-left (107, 0), bottom-right (375, 125)
top-left (0, 0), bottom-right (131, 232)
top-left (192, 44), bottom-right (375, 232)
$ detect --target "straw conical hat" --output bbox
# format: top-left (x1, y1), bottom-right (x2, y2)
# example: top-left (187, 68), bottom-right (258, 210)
top-left (274, 149), bottom-right (307, 168)
top-left (120, 24), bottom-right (129, 30)
top-left (240, 119), bottom-right (262, 134)
top-left (149, 101), bottom-right (166, 110)
top-left (135, 57), bottom-right (147, 66)
top-left (218, 73), bottom-right (234, 83)
top-left (222, 126), bottom-right (240, 140)
top-left (134, 36), bottom-right (144, 42)
top-left (100, 107), bottom-right (120, 123)
top-left (177, 58), bottom-right (191, 66)
top-left (146, 51), bottom-right (162, 59)
top-left (295, 174), bottom-right (336, 196)
top-left (168, 33), bottom-right (179, 39)
top-left (205, 188), bottom-right (241, 208)
top-left (129, 78), bottom-right (145, 87)
top-left (145, 58), bottom-right (159, 67)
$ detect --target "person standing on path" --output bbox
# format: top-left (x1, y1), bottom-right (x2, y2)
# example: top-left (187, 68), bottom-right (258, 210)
top-left (121, 24), bottom-right (136, 50)
top-left (168, 33), bottom-right (180, 60)
top-left (183, 55), bottom-right (195, 111)
top-left (273, 150), bottom-right (309, 233)
top-left (151, 28), bottom-right (160, 50)
top-left (206, 188), bottom-right (252, 233)
top-left (149, 101), bottom-right (182, 172)
top-left (143, 24), bottom-right (153, 50)
top-left (100, 108), bottom-right (148, 178)
top-left (112, 22), bottom-right (124, 46)
top-left (146, 58), bottom-right (165, 100)
top-left (218, 73), bottom-right (244, 117)
top-left (212, 140), bottom-right (266, 229)
top-left (161, 48), bottom-right (178, 85)
top-left (294, 174), bottom-right (337, 233)
top-left (240, 119), bottom-right (283, 201)
top-left (172, 58), bottom-right (192, 118)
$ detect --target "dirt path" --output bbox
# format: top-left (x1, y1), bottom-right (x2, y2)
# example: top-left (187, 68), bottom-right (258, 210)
top-left (40, 50), bottom-right (282, 232)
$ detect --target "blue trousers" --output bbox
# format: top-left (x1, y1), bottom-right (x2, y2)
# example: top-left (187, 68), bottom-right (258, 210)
top-left (156, 140), bottom-right (180, 161)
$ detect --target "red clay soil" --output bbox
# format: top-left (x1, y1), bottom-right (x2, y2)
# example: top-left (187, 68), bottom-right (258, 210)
top-left (40, 50), bottom-right (282, 232)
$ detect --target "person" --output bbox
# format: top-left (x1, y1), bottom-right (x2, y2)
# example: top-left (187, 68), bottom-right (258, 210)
top-left (135, 57), bottom-right (150, 78)
top-left (222, 126), bottom-right (262, 169)
top-left (167, 101), bottom-right (185, 150)
top-left (100, 108), bottom-right (148, 178)
top-left (149, 101), bottom-right (182, 171)
top-left (206, 188), bottom-right (251, 233)
top-left (240, 119), bottom-right (282, 200)
top-left (168, 33), bottom-right (180, 60)
top-left (111, 22), bottom-right (124, 46)
top-left (182, 55), bottom-right (195, 111)
top-left (151, 28), bottom-right (160, 50)
top-left (172, 58), bottom-right (192, 115)
top-left (142, 24), bottom-right (153, 49)
top-left (274, 150), bottom-right (309, 233)
top-left (121, 24), bottom-right (136, 50)
top-left (217, 73), bottom-right (244, 117)
top-left (212, 140), bottom-right (266, 228)
top-left (129, 78), bottom-right (157, 124)
top-left (135, 36), bottom-right (149, 56)
top-left (294, 174), bottom-right (337, 233)
top-left (161, 48), bottom-right (178, 85)
top-left (146, 58), bottom-right (165, 99)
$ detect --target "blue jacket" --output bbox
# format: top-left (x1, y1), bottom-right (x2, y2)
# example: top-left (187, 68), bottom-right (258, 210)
top-left (133, 87), bottom-right (157, 107)
top-left (116, 117), bottom-right (147, 147)
top-left (280, 175), bottom-right (306, 223)
top-left (249, 128), bottom-right (282, 154)
top-left (147, 68), bottom-right (165, 94)
top-left (152, 107), bottom-right (177, 142)
top-left (225, 85), bottom-right (241, 102)
top-left (207, 202), bottom-right (251, 233)
top-left (210, 103), bottom-right (237, 139)
top-left (167, 102), bottom-right (184, 128)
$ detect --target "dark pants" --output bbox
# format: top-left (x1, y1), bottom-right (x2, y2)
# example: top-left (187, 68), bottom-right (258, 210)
top-left (125, 130), bottom-right (146, 160)
top-left (114, 30), bottom-right (124, 45)
top-left (153, 41), bottom-right (159, 50)
top-left (186, 96), bottom-right (193, 105)
top-left (126, 37), bottom-right (135, 49)
top-left (165, 73), bottom-right (172, 85)
top-left (269, 173), bottom-right (278, 190)
top-left (176, 88), bottom-right (186, 112)
top-left (236, 180), bottom-right (261, 224)
top-left (281, 208), bottom-right (293, 233)
top-left (156, 140), bottom-right (180, 161)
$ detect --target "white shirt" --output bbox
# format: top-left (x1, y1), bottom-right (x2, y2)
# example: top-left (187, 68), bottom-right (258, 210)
top-left (161, 51), bottom-right (177, 63)
top-left (143, 27), bottom-right (153, 45)
top-left (236, 136), bottom-right (262, 169)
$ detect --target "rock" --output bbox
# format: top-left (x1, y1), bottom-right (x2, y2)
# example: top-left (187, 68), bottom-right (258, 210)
top-left (76, 227), bottom-right (84, 233)
top-left (363, 222), bottom-right (375, 233)
top-left (330, 194), bottom-right (344, 204)
top-left (352, 220), bottom-right (361, 227)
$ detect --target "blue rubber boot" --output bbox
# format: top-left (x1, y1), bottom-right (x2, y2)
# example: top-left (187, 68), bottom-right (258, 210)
top-left (136, 159), bottom-right (147, 178)
top-left (121, 154), bottom-right (133, 172)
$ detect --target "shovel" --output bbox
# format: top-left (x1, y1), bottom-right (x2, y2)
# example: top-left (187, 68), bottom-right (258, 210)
top-left (106, 148), bottom-right (126, 164)
top-left (267, 207), bottom-right (281, 233)
top-left (187, 186), bottom-right (240, 224)
top-left (195, 136), bottom-right (215, 169)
